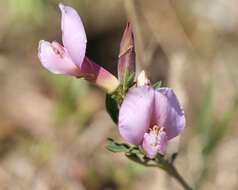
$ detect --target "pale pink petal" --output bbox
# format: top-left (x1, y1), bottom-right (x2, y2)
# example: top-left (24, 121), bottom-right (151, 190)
top-left (59, 3), bottom-right (87, 67)
top-left (142, 133), bottom-right (159, 159)
top-left (38, 40), bottom-right (81, 76)
top-left (81, 57), bottom-right (119, 93)
top-left (118, 86), bottom-right (154, 145)
top-left (154, 88), bottom-right (185, 140)
top-left (156, 129), bottom-right (168, 155)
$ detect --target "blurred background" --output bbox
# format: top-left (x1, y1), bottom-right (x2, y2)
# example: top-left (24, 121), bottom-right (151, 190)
top-left (0, 0), bottom-right (238, 189)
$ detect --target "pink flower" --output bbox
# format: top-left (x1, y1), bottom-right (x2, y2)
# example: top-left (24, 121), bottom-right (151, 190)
top-left (38, 3), bottom-right (119, 93)
top-left (118, 83), bottom-right (185, 159)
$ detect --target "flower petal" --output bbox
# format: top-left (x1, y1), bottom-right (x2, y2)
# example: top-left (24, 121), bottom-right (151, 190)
top-left (154, 88), bottom-right (185, 140)
top-left (80, 57), bottom-right (119, 93)
top-left (38, 40), bottom-right (80, 76)
top-left (156, 129), bottom-right (168, 155)
top-left (118, 86), bottom-right (154, 145)
top-left (59, 3), bottom-right (87, 67)
top-left (142, 128), bottom-right (168, 158)
top-left (142, 133), bottom-right (158, 159)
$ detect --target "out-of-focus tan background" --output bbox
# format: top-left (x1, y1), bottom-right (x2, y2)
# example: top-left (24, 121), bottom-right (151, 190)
top-left (0, 0), bottom-right (238, 189)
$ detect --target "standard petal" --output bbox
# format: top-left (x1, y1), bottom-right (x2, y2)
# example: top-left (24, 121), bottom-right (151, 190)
top-left (59, 3), bottom-right (87, 67)
top-left (154, 88), bottom-right (185, 140)
top-left (38, 40), bottom-right (80, 76)
top-left (118, 86), bottom-right (154, 145)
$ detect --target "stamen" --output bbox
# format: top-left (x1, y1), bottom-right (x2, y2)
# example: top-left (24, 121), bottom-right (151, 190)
top-left (142, 125), bottom-right (168, 158)
top-left (149, 125), bottom-right (160, 135)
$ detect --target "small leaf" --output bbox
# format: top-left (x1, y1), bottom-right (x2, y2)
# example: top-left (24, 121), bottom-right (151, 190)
top-left (153, 81), bottom-right (162, 89)
top-left (125, 146), bottom-right (145, 164)
top-left (105, 94), bottom-right (119, 124)
top-left (106, 138), bottom-right (130, 153)
top-left (126, 72), bottom-right (135, 88)
top-left (128, 146), bottom-right (143, 155)
top-left (122, 69), bottom-right (135, 93)
top-left (126, 152), bottom-right (143, 164)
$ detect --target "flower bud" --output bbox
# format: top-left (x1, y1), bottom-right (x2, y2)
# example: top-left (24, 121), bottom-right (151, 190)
top-left (136, 70), bottom-right (150, 86)
top-left (118, 23), bottom-right (136, 82)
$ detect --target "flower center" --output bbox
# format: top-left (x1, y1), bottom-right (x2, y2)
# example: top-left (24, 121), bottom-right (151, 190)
top-left (149, 125), bottom-right (160, 135)
top-left (142, 125), bottom-right (168, 159)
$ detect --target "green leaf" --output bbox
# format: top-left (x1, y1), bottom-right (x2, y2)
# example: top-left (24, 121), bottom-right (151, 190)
top-left (125, 146), bottom-right (146, 165)
top-left (153, 81), bottom-right (162, 89)
top-left (105, 94), bottom-right (119, 124)
top-left (126, 152), bottom-right (144, 164)
top-left (122, 69), bottom-right (135, 94)
top-left (126, 72), bottom-right (135, 88)
top-left (128, 147), bottom-right (143, 155)
top-left (106, 138), bottom-right (130, 153)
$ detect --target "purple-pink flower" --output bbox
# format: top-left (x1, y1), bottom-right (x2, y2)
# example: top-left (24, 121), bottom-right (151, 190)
top-left (118, 77), bottom-right (185, 159)
top-left (38, 3), bottom-right (119, 93)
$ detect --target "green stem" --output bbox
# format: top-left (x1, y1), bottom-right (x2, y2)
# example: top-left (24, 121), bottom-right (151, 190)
top-left (124, 148), bottom-right (193, 190)
top-left (163, 161), bottom-right (193, 190)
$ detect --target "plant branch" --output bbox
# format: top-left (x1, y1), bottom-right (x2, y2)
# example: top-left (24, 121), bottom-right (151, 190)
top-left (163, 161), bottom-right (193, 190)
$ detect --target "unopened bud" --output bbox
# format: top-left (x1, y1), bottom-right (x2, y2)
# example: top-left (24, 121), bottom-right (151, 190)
top-left (118, 22), bottom-right (136, 82)
top-left (137, 70), bottom-right (150, 86)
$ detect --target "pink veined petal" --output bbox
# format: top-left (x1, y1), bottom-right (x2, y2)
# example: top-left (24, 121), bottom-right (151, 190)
top-left (80, 57), bottom-right (119, 93)
top-left (154, 88), bottom-right (185, 140)
top-left (38, 40), bottom-right (81, 76)
top-left (59, 3), bottom-right (87, 67)
top-left (118, 86), bottom-right (155, 145)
